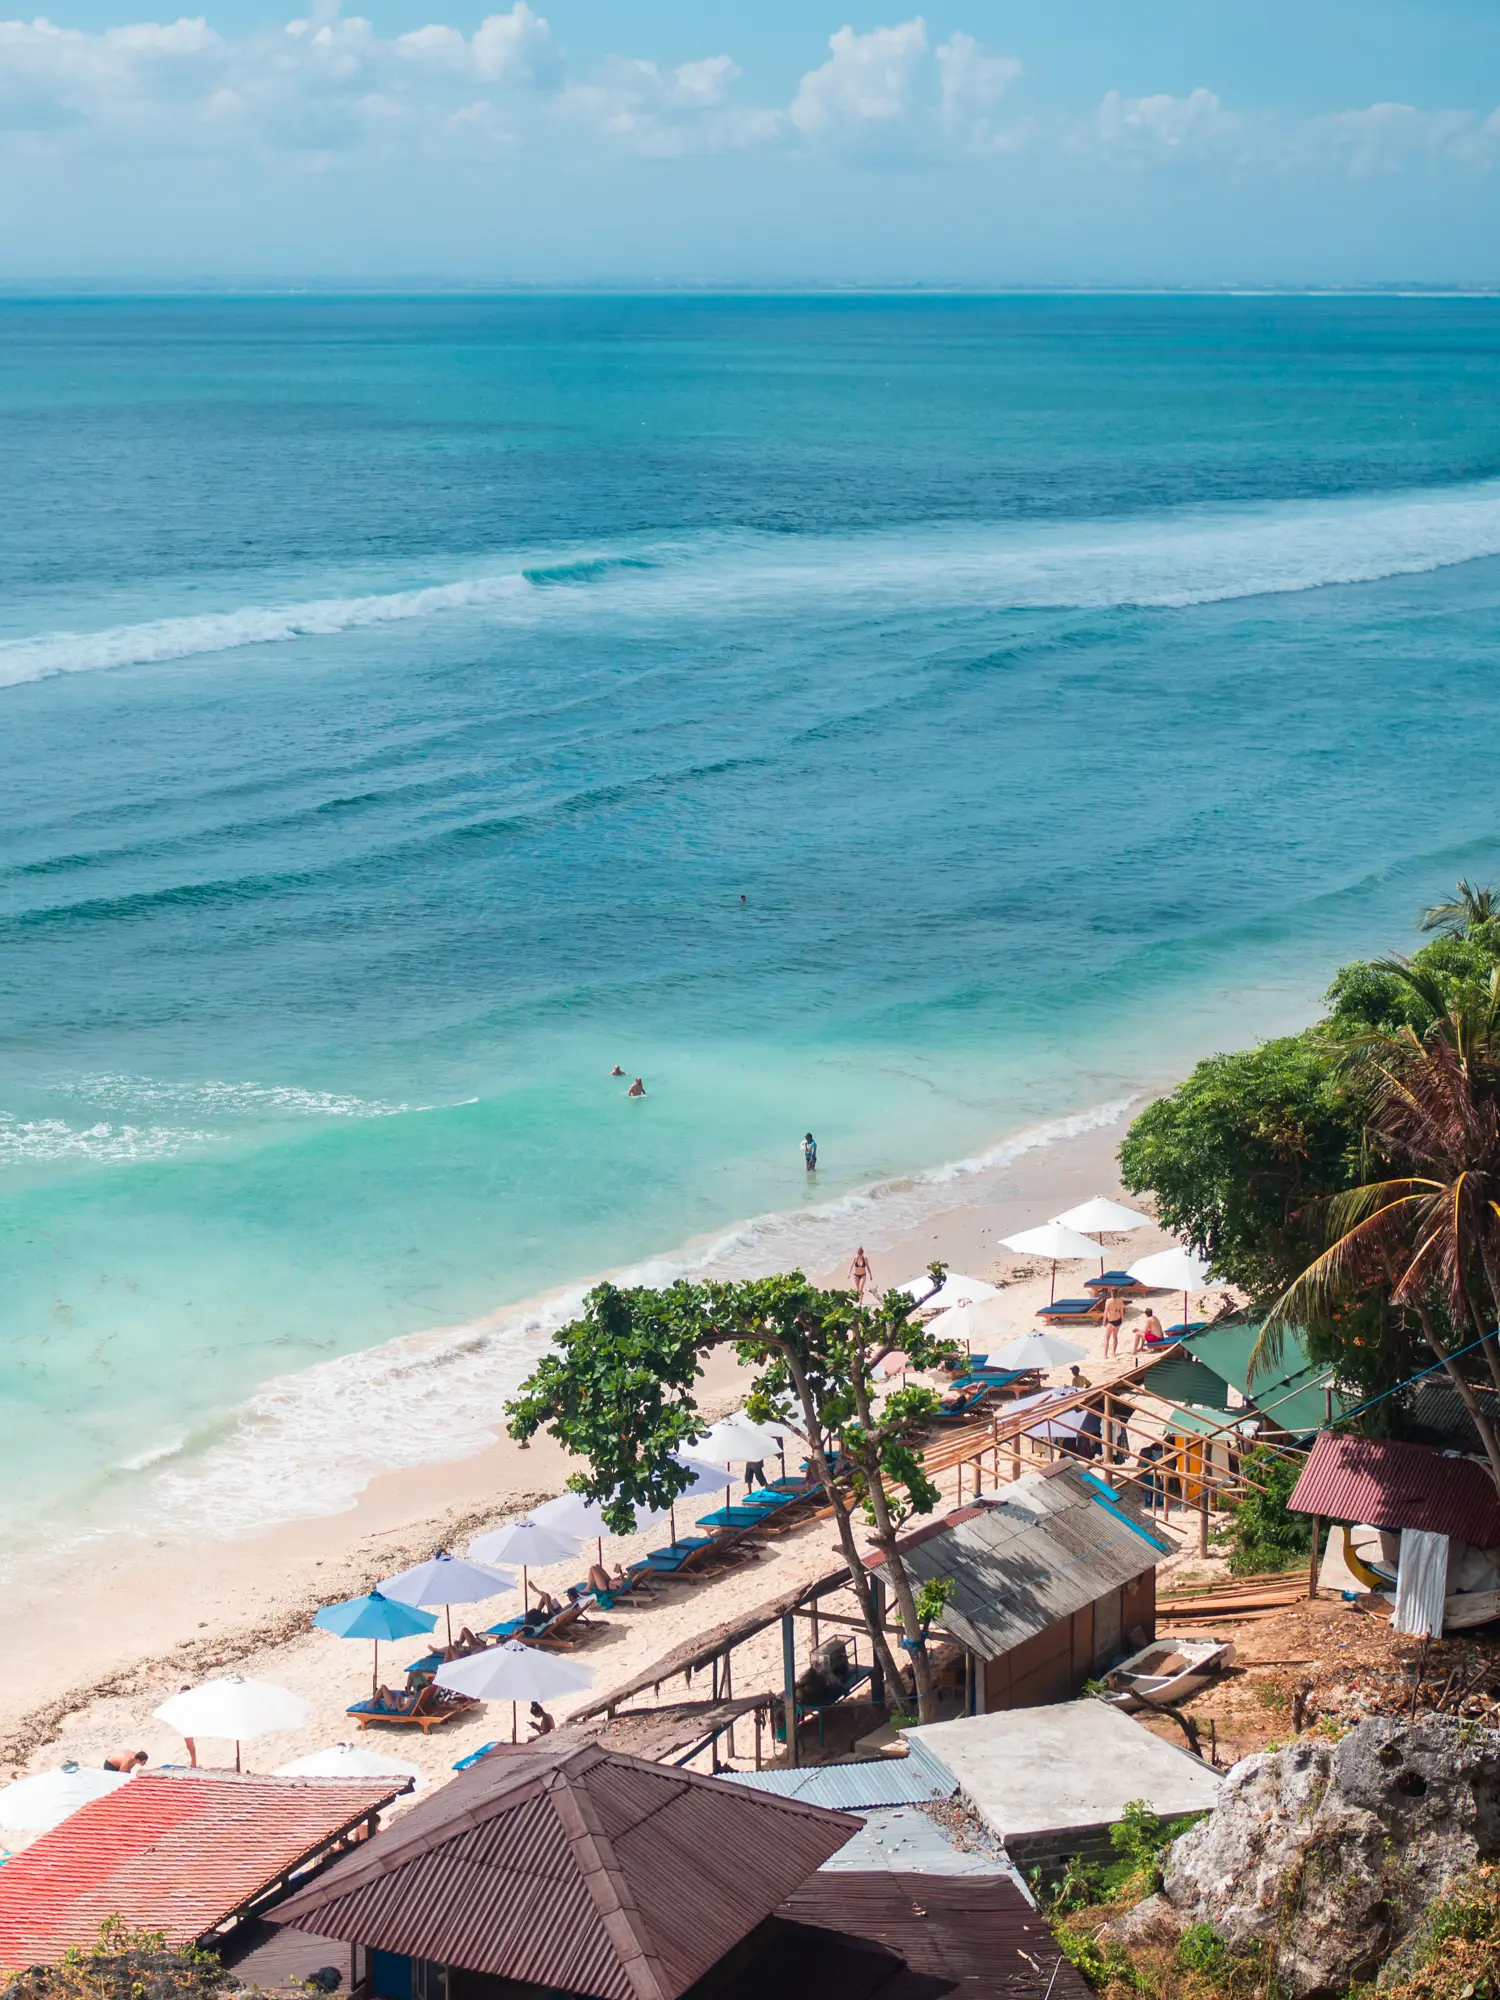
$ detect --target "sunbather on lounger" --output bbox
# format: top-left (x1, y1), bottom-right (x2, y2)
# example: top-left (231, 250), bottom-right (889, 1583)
top-left (372, 1685), bottom-right (416, 1715)
top-left (533, 1589), bottom-right (562, 1617)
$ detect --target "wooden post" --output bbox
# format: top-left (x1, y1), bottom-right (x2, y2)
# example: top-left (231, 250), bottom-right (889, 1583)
top-left (754, 1703), bottom-right (763, 1770)
top-left (782, 1612), bottom-right (799, 1769)
top-left (1198, 1480), bottom-right (1209, 1558)
top-left (724, 1649), bottom-right (735, 1760)
top-left (1309, 1514), bottom-right (1321, 1598)
top-left (810, 1599), bottom-right (820, 1652)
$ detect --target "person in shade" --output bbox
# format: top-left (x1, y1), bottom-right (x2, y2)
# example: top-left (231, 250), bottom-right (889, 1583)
top-left (529, 1701), bottom-right (556, 1738)
top-left (627, 1077), bottom-right (646, 1097)
top-left (802, 1131), bottom-right (817, 1171)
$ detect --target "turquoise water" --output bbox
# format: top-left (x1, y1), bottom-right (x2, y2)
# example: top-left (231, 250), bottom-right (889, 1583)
top-left (6, 293), bottom-right (1500, 1552)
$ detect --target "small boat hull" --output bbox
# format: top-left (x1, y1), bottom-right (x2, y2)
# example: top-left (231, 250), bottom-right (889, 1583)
top-left (1100, 1637), bottom-right (1237, 1711)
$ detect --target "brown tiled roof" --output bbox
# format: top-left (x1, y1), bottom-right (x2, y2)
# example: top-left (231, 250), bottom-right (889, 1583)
top-left (274, 1743), bottom-right (856, 2000)
top-left (0, 1771), bottom-right (402, 1972)
top-left (1288, 1431), bottom-right (1500, 1543)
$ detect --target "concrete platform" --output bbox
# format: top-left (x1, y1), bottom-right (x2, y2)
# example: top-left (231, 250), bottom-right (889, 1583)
top-left (902, 1701), bottom-right (1222, 1868)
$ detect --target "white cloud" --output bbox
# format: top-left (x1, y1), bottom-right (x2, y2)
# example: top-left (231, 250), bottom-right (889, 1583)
top-left (1317, 101), bottom-right (1495, 176)
top-left (787, 17), bottom-right (1019, 156)
top-left (1095, 86), bottom-right (1238, 159)
top-left (557, 52), bottom-right (783, 155)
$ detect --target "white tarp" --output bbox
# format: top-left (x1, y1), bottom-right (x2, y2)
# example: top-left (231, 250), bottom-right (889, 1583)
top-left (1392, 1528), bottom-right (1450, 1638)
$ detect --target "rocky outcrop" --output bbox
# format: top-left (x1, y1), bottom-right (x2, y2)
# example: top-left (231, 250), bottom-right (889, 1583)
top-left (1161, 1717), bottom-right (1500, 1995)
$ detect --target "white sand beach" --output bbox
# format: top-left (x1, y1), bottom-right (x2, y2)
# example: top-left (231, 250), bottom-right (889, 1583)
top-left (0, 1107), bottom-right (1205, 1807)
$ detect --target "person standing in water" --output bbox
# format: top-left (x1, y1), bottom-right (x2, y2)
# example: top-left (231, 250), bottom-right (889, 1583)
top-left (627, 1077), bottom-right (646, 1097)
top-left (802, 1132), bottom-right (817, 1171)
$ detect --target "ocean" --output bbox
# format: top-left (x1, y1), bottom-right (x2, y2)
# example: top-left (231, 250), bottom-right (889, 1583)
top-left (5, 291), bottom-right (1500, 1562)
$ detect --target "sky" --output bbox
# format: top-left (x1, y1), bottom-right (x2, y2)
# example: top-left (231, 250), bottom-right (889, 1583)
top-left (4, 0), bottom-right (1500, 281)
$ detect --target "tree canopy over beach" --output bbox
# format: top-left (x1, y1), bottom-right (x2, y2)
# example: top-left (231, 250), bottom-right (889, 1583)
top-left (506, 1272), bottom-right (960, 1719)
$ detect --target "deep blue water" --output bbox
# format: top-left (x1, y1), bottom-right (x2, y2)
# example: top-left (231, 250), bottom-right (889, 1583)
top-left (4, 292), bottom-right (1500, 1550)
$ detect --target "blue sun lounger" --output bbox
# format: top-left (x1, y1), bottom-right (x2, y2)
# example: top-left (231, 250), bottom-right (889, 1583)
top-left (1036, 1297), bottom-right (1105, 1324)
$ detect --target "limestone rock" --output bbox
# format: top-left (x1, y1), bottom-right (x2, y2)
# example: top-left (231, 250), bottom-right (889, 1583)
top-left (1160, 1717), bottom-right (1500, 1995)
top-left (1103, 1892), bottom-right (1184, 1949)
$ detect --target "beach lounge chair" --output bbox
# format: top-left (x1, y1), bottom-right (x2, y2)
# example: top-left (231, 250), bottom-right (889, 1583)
top-left (528, 1599), bottom-right (592, 1649)
top-left (1036, 1296), bottom-right (1106, 1324)
top-left (347, 1684), bottom-right (477, 1733)
top-left (694, 1504), bottom-right (776, 1531)
top-left (1084, 1270), bottom-right (1148, 1296)
top-left (933, 1384), bottom-right (991, 1424)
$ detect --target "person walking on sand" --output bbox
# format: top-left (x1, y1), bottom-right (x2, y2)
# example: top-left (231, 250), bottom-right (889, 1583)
top-left (627, 1077), bottom-right (646, 1097)
top-left (802, 1132), bottom-right (817, 1171)
top-left (1136, 1308), bottom-right (1164, 1353)
top-left (850, 1246), bottom-right (872, 1298)
top-left (1102, 1288), bottom-right (1125, 1358)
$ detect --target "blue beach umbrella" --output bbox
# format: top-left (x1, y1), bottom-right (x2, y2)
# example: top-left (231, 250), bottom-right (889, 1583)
top-left (314, 1591), bottom-right (437, 1697)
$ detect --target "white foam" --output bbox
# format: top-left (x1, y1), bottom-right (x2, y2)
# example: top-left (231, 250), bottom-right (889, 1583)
top-left (7, 477), bottom-right (1500, 687)
top-left (0, 1112), bottom-right (217, 1166)
top-left (54, 1073), bottom-right (419, 1121)
top-left (135, 1095), bottom-right (1136, 1544)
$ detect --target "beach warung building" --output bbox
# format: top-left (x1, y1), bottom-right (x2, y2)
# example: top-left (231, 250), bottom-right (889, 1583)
top-left (876, 1461), bottom-right (1170, 1711)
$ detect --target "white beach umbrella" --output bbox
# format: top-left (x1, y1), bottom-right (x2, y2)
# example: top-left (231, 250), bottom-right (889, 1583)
top-left (272, 1742), bottom-right (423, 1787)
top-left (898, 1273), bottom-right (999, 1311)
top-left (926, 1298), bottom-right (1011, 1350)
top-left (1051, 1196), bottom-right (1153, 1235)
top-left (436, 1639), bottom-right (594, 1744)
top-left (1127, 1244), bottom-right (1226, 1330)
top-left (696, 1412), bottom-right (787, 1463)
top-left (999, 1222), bottom-right (1105, 1303)
top-left (379, 1550), bottom-right (518, 1644)
top-left (153, 1675), bottom-right (310, 1772)
top-left (991, 1330), bottom-right (1088, 1370)
top-left (467, 1518), bottom-right (582, 1613)
top-left (532, 1488), bottom-right (671, 1543)
top-left (0, 1762), bottom-right (131, 1834)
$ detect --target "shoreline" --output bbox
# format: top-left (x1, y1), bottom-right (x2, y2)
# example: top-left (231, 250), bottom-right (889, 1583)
top-left (1, 1095), bottom-right (1175, 1773)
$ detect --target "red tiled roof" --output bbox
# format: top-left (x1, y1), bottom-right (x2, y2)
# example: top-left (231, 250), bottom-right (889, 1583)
top-left (275, 1743), bottom-right (857, 2000)
top-left (0, 1771), bottom-right (402, 1972)
top-left (1288, 1431), bottom-right (1500, 1544)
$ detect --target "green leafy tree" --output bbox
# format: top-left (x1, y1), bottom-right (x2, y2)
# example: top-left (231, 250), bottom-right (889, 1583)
top-left (1220, 1444), bottom-right (1313, 1574)
top-left (1119, 1033), bottom-right (1361, 1308)
top-left (506, 1270), bottom-right (960, 1720)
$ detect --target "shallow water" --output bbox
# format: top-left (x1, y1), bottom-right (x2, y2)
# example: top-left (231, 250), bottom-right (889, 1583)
top-left (4, 292), bottom-right (1500, 1553)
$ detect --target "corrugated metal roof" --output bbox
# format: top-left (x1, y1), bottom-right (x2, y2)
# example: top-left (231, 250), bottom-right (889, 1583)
top-left (817, 1807), bottom-right (1008, 1877)
top-left (274, 1743), bottom-right (856, 2000)
top-left (895, 1462), bottom-right (1167, 1662)
top-left (1288, 1432), bottom-right (1500, 1544)
top-left (718, 1760), bottom-right (953, 1809)
top-left (768, 1872), bottom-right (1091, 2000)
top-left (0, 1771), bottom-right (401, 1973)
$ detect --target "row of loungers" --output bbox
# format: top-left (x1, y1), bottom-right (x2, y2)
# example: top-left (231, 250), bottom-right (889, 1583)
top-left (354, 1473), bottom-right (834, 1727)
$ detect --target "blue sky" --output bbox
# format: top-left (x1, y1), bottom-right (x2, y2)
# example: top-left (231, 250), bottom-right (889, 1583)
top-left (4, 0), bottom-right (1500, 280)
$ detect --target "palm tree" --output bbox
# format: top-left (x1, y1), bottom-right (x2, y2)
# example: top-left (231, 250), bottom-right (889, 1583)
top-left (1419, 879), bottom-right (1499, 936)
top-left (1262, 965), bottom-right (1500, 1493)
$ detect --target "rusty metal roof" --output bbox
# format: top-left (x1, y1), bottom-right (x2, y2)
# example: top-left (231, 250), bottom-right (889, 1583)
top-left (0, 1770), bottom-right (402, 1972)
top-left (737, 1871), bottom-right (1091, 2000)
top-left (1288, 1431), bottom-right (1500, 1543)
top-left (273, 1742), bottom-right (857, 2000)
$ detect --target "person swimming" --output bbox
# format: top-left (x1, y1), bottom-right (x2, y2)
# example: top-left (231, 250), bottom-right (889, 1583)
top-left (609, 1064), bottom-right (624, 1076)
top-left (627, 1077), bottom-right (646, 1097)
